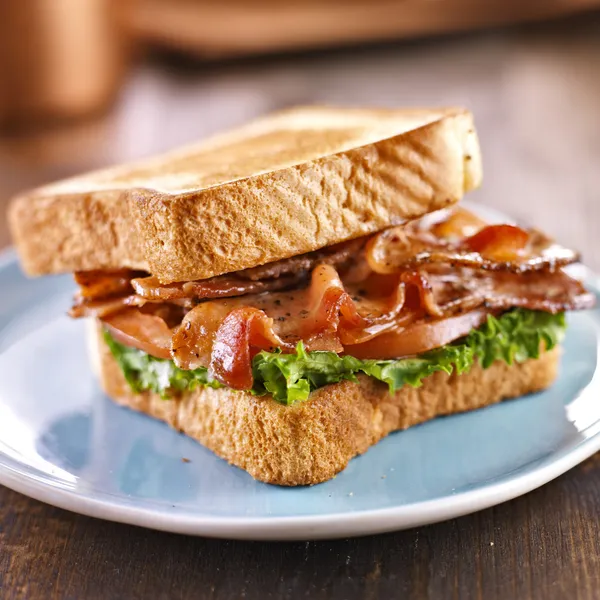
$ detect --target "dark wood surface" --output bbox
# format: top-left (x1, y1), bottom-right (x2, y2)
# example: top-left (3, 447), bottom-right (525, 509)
top-left (2, 455), bottom-right (600, 598)
top-left (1, 15), bottom-right (600, 600)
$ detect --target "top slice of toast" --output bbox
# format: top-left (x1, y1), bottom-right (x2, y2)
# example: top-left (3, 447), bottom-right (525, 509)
top-left (9, 106), bottom-right (482, 283)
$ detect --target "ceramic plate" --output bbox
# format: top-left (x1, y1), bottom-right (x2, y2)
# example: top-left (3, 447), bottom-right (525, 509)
top-left (0, 231), bottom-right (599, 540)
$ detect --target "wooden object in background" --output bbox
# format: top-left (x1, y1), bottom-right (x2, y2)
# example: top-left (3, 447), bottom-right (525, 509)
top-left (128, 0), bottom-right (600, 58)
top-left (0, 0), bottom-right (129, 129)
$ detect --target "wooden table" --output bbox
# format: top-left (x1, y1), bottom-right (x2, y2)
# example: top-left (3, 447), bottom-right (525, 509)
top-left (1, 15), bottom-right (600, 599)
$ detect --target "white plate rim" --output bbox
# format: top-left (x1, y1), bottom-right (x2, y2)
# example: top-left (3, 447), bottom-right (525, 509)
top-left (0, 426), bottom-right (598, 540)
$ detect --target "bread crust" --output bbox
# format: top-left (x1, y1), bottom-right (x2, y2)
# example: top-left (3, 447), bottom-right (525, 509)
top-left (90, 322), bottom-right (559, 486)
top-left (9, 106), bottom-right (481, 283)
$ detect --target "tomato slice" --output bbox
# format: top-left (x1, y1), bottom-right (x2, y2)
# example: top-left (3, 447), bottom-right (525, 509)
top-left (347, 309), bottom-right (490, 360)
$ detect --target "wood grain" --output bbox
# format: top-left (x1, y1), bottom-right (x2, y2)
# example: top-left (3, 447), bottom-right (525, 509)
top-left (1, 457), bottom-right (600, 599)
top-left (129, 0), bottom-right (600, 58)
top-left (1, 13), bottom-right (600, 600)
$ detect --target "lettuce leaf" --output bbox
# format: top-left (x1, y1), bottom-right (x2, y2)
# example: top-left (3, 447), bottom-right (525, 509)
top-left (103, 331), bottom-right (223, 399)
top-left (104, 309), bottom-right (566, 405)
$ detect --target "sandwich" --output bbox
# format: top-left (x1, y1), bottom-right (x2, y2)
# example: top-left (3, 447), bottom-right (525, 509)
top-left (9, 106), bottom-right (594, 486)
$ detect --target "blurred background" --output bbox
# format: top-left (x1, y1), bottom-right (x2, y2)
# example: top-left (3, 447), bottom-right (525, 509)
top-left (1, 0), bottom-right (600, 265)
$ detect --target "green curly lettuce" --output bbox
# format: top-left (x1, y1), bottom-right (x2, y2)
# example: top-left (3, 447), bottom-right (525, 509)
top-left (103, 331), bottom-right (223, 399)
top-left (104, 309), bottom-right (566, 405)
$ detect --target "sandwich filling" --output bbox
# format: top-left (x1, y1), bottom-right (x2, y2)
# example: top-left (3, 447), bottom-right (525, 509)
top-left (70, 208), bottom-right (594, 404)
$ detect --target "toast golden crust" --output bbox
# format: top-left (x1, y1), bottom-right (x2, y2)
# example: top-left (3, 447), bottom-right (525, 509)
top-left (10, 106), bottom-right (481, 283)
top-left (90, 322), bottom-right (559, 486)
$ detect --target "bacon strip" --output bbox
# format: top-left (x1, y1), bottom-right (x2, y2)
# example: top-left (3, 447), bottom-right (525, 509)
top-left (73, 241), bottom-right (362, 312)
top-left (102, 309), bottom-right (173, 359)
top-left (101, 263), bottom-right (593, 389)
top-left (300, 264), bottom-right (367, 349)
top-left (74, 270), bottom-right (139, 299)
top-left (69, 294), bottom-right (147, 318)
top-left (171, 302), bottom-right (233, 370)
top-left (68, 207), bottom-right (594, 391)
top-left (366, 216), bottom-right (579, 275)
top-left (131, 273), bottom-right (305, 302)
top-left (129, 238), bottom-right (364, 302)
top-left (405, 266), bottom-right (594, 316)
top-left (211, 308), bottom-right (293, 389)
top-left (236, 238), bottom-right (365, 281)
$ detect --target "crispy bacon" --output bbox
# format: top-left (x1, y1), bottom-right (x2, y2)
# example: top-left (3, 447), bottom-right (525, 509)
top-left (129, 238), bottom-right (363, 301)
top-left (171, 302), bottom-right (233, 370)
top-left (237, 238), bottom-right (365, 281)
top-left (403, 266), bottom-right (594, 317)
top-left (366, 213), bottom-right (579, 275)
top-left (68, 207), bottom-right (594, 392)
top-left (74, 270), bottom-right (139, 299)
top-left (211, 308), bottom-right (293, 389)
top-left (100, 262), bottom-right (593, 389)
top-left (69, 294), bottom-right (147, 318)
top-left (161, 265), bottom-right (405, 380)
top-left (300, 264), bottom-right (366, 349)
top-left (71, 269), bottom-right (147, 318)
top-left (172, 303), bottom-right (294, 387)
top-left (131, 273), bottom-right (305, 302)
top-left (464, 224), bottom-right (529, 261)
top-left (102, 309), bottom-right (173, 359)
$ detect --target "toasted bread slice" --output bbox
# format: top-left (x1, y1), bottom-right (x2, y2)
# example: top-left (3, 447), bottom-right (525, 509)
top-left (10, 106), bottom-right (481, 283)
top-left (89, 322), bottom-right (558, 486)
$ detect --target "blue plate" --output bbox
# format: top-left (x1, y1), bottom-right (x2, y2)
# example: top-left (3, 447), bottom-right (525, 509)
top-left (0, 249), bottom-right (599, 540)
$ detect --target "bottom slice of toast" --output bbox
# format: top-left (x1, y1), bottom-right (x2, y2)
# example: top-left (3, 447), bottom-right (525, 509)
top-left (89, 321), bottom-right (559, 486)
